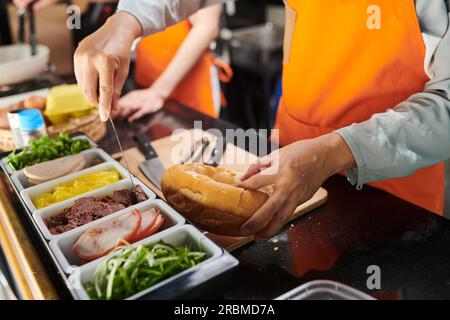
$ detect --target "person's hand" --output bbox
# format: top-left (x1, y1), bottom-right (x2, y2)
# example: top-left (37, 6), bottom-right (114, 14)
top-left (237, 132), bottom-right (356, 240)
top-left (13, 0), bottom-right (59, 10)
top-left (74, 12), bottom-right (142, 122)
top-left (115, 87), bottom-right (167, 122)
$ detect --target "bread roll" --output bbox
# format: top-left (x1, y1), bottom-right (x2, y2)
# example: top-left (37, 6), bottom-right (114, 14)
top-left (161, 163), bottom-right (268, 236)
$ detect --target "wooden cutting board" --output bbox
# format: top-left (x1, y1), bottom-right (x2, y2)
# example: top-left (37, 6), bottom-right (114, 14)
top-left (115, 129), bottom-right (328, 251)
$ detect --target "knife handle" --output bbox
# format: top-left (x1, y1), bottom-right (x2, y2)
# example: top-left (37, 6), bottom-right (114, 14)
top-left (134, 133), bottom-right (158, 160)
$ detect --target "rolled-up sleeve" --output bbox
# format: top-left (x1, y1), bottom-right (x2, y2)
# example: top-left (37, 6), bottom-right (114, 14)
top-left (117, 0), bottom-right (227, 36)
top-left (336, 8), bottom-right (450, 189)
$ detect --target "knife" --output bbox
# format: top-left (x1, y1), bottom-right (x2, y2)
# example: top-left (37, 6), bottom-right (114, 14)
top-left (134, 133), bottom-right (165, 190)
top-left (109, 118), bottom-right (137, 204)
top-left (191, 138), bottom-right (210, 164)
top-left (28, 1), bottom-right (38, 56)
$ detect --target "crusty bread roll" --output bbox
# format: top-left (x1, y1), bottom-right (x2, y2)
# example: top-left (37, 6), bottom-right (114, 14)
top-left (161, 163), bottom-right (268, 236)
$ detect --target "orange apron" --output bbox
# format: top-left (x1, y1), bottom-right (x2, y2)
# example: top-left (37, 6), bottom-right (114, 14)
top-left (134, 20), bottom-right (218, 118)
top-left (275, 0), bottom-right (445, 215)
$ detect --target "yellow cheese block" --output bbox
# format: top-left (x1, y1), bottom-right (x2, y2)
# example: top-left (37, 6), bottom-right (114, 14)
top-left (45, 84), bottom-right (94, 124)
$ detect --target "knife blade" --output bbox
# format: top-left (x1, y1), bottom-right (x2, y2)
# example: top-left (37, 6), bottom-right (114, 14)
top-left (205, 136), bottom-right (227, 167)
top-left (28, 1), bottom-right (38, 56)
top-left (134, 133), bottom-right (165, 190)
top-left (192, 138), bottom-right (210, 164)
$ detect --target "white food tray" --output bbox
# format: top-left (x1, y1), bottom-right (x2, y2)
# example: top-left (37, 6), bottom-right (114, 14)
top-left (20, 161), bottom-right (130, 213)
top-left (49, 199), bottom-right (185, 273)
top-left (11, 148), bottom-right (113, 192)
top-left (70, 225), bottom-right (222, 300)
top-left (34, 177), bottom-right (157, 241)
top-left (1, 134), bottom-right (97, 175)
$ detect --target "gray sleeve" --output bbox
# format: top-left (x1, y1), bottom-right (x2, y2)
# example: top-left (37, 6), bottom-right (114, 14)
top-left (117, 0), bottom-right (228, 36)
top-left (336, 8), bottom-right (450, 189)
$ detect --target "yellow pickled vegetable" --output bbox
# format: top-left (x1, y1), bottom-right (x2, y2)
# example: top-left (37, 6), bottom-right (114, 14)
top-left (33, 170), bottom-right (120, 209)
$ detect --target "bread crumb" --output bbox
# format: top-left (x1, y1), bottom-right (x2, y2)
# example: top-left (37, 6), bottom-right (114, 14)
top-left (274, 247), bottom-right (279, 251)
top-left (290, 224), bottom-right (295, 228)
top-left (272, 239), bottom-right (279, 244)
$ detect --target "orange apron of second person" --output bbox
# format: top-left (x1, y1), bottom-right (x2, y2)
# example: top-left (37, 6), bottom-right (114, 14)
top-left (275, 0), bottom-right (445, 215)
top-left (134, 20), bottom-right (218, 118)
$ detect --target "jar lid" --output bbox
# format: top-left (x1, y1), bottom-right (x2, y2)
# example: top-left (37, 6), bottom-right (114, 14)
top-left (18, 109), bottom-right (45, 131)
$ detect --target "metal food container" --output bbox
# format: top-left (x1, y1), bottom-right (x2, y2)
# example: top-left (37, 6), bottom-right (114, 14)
top-left (0, 138), bottom-right (239, 300)
top-left (222, 22), bottom-right (284, 74)
top-left (71, 225), bottom-right (229, 300)
top-left (275, 280), bottom-right (375, 300)
top-left (48, 199), bottom-right (185, 272)
top-left (20, 161), bottom-right (130, 213)
top-left (1, 134), bottom-right (97, 175)
top-left (10, 148), bottom-right (113, 191)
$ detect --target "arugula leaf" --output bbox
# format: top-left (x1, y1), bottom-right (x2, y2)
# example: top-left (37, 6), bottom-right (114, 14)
top-left (6, 133), bottom-right (91, 170)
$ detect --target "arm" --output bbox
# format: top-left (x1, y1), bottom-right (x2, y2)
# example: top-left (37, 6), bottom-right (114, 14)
top-left (336, 7), bottom-right (450, 189)
top-left (117, 0), bottom-right (227, 36)
top-left (118, 5), bottom-right (222, 121)
top-left (238, 4), bottom-right (450, 240)
top-left (152, 5), bottom-right (222, 100)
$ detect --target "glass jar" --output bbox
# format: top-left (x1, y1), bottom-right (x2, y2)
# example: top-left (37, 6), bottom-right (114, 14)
top-left (18, 109), bottom-right (47, 146)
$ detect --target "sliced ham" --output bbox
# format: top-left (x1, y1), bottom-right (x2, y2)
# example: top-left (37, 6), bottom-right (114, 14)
top-left (132, 209), bottom-right (159, 242)
top-left (146, 213), bottom-right (164, 238)
top-left (72, 210), bottom-right (141, 261)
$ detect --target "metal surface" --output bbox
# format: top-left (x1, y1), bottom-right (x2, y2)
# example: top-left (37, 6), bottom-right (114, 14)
top-left (28, 2), bottom-right (38, 56)
top-left (205, 136), bottom-right (227, 167)
top-left (17, 8), bottom-right (25, 44)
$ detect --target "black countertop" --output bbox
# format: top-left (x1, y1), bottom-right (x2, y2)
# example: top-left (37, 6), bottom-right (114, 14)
top-left (99, 102), bottom-right (450, 300)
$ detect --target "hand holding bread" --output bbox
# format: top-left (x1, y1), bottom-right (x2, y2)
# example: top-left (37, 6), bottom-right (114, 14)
top-left (161, 163), bottom-right (269, 236)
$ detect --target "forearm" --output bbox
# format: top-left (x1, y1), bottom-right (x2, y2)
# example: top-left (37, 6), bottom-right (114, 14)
top-left (337, 88), bottom-right (450, 185)
top-left (117, 0), bottom-right (227, 36)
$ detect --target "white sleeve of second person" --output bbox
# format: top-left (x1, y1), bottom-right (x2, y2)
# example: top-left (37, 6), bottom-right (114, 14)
top-left (336, 2), bottom-right (450, 189)
top-left (117, 0), bottom-right (228, 36)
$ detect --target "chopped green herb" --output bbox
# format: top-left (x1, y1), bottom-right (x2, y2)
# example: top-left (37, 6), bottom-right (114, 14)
top-left (84, 241), bottom-right (207, 300)
top-left (6, 133), bottom-right (91, 170)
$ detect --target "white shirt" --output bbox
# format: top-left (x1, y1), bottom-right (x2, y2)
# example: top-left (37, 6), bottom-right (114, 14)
top-left (118, 0), bottom-right (450, 208)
